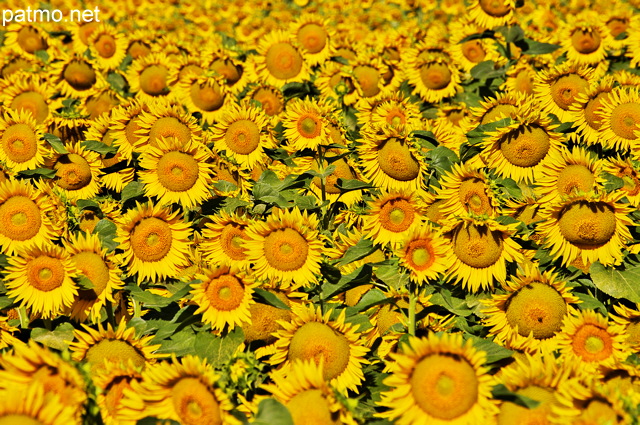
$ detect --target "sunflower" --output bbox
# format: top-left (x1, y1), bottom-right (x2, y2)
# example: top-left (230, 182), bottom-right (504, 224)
top-left (268, 304), bottom-right (369, 394)
top-left (482, 266), bottom-right (580, 353)
top-left (134, 99), bottom-right (203, 152)
top-left (405, 51), bottom-right (460, 104)
top-left (69, 319), bottom-right (162, 375)
top-left (288, 14), bottom-right (335, 67)
top-left (116, 202), bottom-right (192, 283)
top-left (249, 30), bottom-right (310, 87)
top-left (107, 99), bottom-right (149, 159)
top-left (436, 164), bottom-right (498, 218)
top-left (357, 125), bottom-right (427, 192)
top-left (605, 5), bottom-right (633, 51)
top-left (315, 61), bottom-right (358, 106)
top-left (4, 22), bottom-right (50, 56)
top-left (533, 62), bottom-right (594, 123)
top-left (0, 340), bottom-right (87, 412)
top-left (556, 310), bottom-right (629, 369)
top-left (92, 360), bottom-right (142, 425)
top-left (443, 216), bottom-right (523, 292)
top-left (88, 23), bottom-right (128, 71)
top-left (243, 208), bottom-right (324, 288)
top-left (71, 20), bottom-right (100, 55)
top-left (568, 75), bottom-right (615, 146)
top-left (119, 355), bottom-right (237, 425)
top-left (603, 156), bottom-right (640, 206)
top-left (347, 53), bottom-right (389, 102)
top-left (494, 353), bottom-right (579, 424)
top-left (190, 265), bottom-right (255, 332)
top-left (51, 55), bottom-right (102, 98)
top-left (0, 316), bottom-right (19, 349)
top-left (448, 17), bottom-right (501, 72)
top-left (200, 211), bottom-right (251, 269)
top-left (1, 73), bottom-right (56, 125)
top-left (0, 381), bottom-right (79, 425)
top-left (83, 114), bottom-right (134, 193)
top-left (168, 54), bottom-right (205, 86)
top-left (282, 97), bottom-right (333, 152)
top-left (124, 30), bottom-right (154, 59)
top-left (357, 91), bottom-right (422, 131)
top-left (62, 232), bottom-right (123, 324)
top-left (560, 12), bottom-right (611, 66)
top-left (535, 147), bottom-right (603, 204)
top-left (245, 287), bottom-right (305, 347)
top-left (537, 192), bottom-right (634, 267)
top-left (503, 60), bottom-right (538, 96)
top-left (204, 50), bottom-right (249, 95)
top-left (363, 189), bottom-right (427, 247)
top-left (378, 332), bottom-right (497, 425)
top-left (598, 87), bottom-right (640, 152)
top-left (480, 105), bottom-right (565, 184)
top-left (3, 242), bottom-right (78, 319)
top-left (396, 223), bottom-right (452, 284)
top-left (174, 73), bottom-right (231, 124)
top-left (138, 136), bottom-right (213, 209)
top-left (266, 360), bottom-right (357, 425)
top-left (0, 109), bottom-right (49, 172)
top-left (0, 47), bottom-right (40, 78)
top-left (209, 102), bottom-right (275, 168)
top-left (127, 53), bottom-right (175, 102)
top-left (48, 142), bottom-right (102, 202)
top-left (83, 87), bottom-right (123, 120)
top-left (246, 83), bottom-right (285, 117)
top-left (610, 303), bottom-right (640, 352)
top-left (462, 91), bottom-right (530, 132)
top-left (554, 380), bottom-right (631, 425)
top-left (48, 116), bottom-right (91, 145)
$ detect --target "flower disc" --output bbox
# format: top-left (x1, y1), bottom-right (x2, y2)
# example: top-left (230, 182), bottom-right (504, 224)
top-left (130, 217), bottom-right (173, 262)
top-left (263, 228), bottom-right (309, 272)
top-left (148, 117), bottom-right (192, 146)
top-left (556, 164), bottom-right (595, 196)
top-left (505, 283), bottom-right (567, 339)
top-left (571, 324), bottom-right (613, 362)
top-left (549, 74), bottom-right (590, 113)
top-left (571, 29), bottom-right (601, 54)
top-left (26, 255), bottom-right (65, 292)
top-left (353, 65), bottom-right (381, 98)
top-left (608, 102), bottom-right (640, 141)
top-left (419, 63), bottom-right (451, 91)
top-left (54, 153), bottom-right (93, 190)
top-left (224, 120), bottom-right (260, 155)
top-left (17, 26), bottom-right (48, 53)
top-left (265, 42), bottom-right (303, 80)
top-left (139, 65), bottom-right (169, 96)
top-left (63, 61), bottom-right (96, 91)
top-left (500, 126), bottom-right (550, 167)
top-left (411, 354), bottom-right (479, 420)
top-left (156, 151), bottom-right (199, 192)
top-left (379, 198), bottom-right (416, 233)
top-left (297, 24), bottom-right (327, 54)
top-left (1, 123), bottom-right (38, 165)
top-left (288, 321), bottom-right (350, 381)
top-left (377, 138), bottom-right (421, 182)
top-left (189, 82), bottom-right (225, 112)
top-left (0, 196), bottom-right (41, 242)
top-left (10, 92), bottom-right (49, 124)
top-left (557, 202), bottom-right (616, 247)
top-left (171, 378), bottom-right (222, 425)
top-left (453, 224), bottom-right (503, 269)
top-left (203, 274), bottom-right (245, 312)
top-left (286, 389), bottom-right (336, 425)
top-left (86, 339), bottom-right (146, 373)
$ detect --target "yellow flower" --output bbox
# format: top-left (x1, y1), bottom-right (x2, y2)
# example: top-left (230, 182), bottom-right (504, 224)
top-left (0, 108), bottom-right (48, 172)
top-left (87, 23), bottom-right (128, 71)
top-left (92, 360), bottom-right (142, 425)
top-left (268, 304), bottom-right (369, 394)
top-left (363, 189), bottom-right (427, 247)
top-left (396, 223), bottom-right (452, 284)
top-left (115, 202), bottom-right (192, 283)
top-left (560, 11), bottom-right (612, 66)
top-left (127, 53), bottom-right (175, 102)
top-left (249, 30), bottom-right (310, 87)
top-left (378, 332), bottom-right (497, 425)
top-left (138, 136), bottom-right (214, 209)
top-left (289, 13), bottom-right (336, 66)
top-left (4, 242), bottom-right (78, 320)
top-left (598, 86), bottom-right (640, 152)
top-left (47, 142), bottom-right (103, 202)
top-left (174, 73), bottom-right (231, 124)
top-left (0, 381), bottom-right (79, 425)
top-left (243, 208), bottom-right (324, 288)
top-left (533, 62), bottom-right (594, 123)
top-left (436, 163), bottom-right (498, 218)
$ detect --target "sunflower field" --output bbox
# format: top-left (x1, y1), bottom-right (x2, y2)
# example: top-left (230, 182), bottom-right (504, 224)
top-left (3, 0), bottom-right (640, 423)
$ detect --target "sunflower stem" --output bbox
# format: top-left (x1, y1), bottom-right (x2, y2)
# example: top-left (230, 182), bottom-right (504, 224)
top-left (408, 285), bottom-right (417, 337)
top-left (18, 306), bottom-right (29, 329)
top-left (43, 318), bottom-right (52, 331)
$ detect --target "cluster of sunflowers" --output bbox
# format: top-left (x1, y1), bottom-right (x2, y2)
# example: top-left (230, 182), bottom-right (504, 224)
top-left (3, 0), bottom-right (640, 423)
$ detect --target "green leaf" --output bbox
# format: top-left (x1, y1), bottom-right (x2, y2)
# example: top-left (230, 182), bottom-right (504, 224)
top-left (107, 72), bottom-right (127, 92)
top-left (457, 30), bottom-right (495, 43)
top-left (194, 328), bottom-right (244, 368)
top-left (127, 282), bottom-right (192, 310)
top-left (335, 178), bottom-right (374, 193)
top-left (589, 262), bottom-right (640, 303)
top-left (517, 38), bottom-right (561, 55)
top-left (222, 197), bottom-right (250, 213)
top-left (603, 172), bottom-right (625, 191)
top-left (428, 146), bottom-right (459, 175)
top-left (77, 276), bottom-right (95, 290)
top-left (337, 238), bottom-right (376, 266)
top-left (467, 336), bottom-right (513, 363)
top-left (137, 418), bottom-right (180, 425)
top-left (492, 384), bottom-right (540, 409)
top-left (253, 399), bottom-right (294, 425)
top-left (34, 49), bottom-right (49, 63)
top-left (31, 322), bottom-right (76, 351)
top-left (496, 25), bottom-right (525, 43)
top-left (92, 219), bottom-right (118, 252)
top-left (43, 133), bottom-right (68, 153)
top-left (574, 292), bottom-right (607, 315)
top-left (157, 329), bottom-right (197, 356)
top-left (470, 61), bottom-right (506, 80)
top-left (18, 168), bottom-right (57, 179)
top-left (121, 181), bottom-right (146, 204)
top-left (499, 178), bottom-right (523, 198)
top-left (375, 262), bottom-right (409, 291)
top-left (253, 288), bottom-right (290, 310)
top-left (81, 139), bottom-right (117, 155)
top-left (321, 264), bottom-right (373, 300)
top-left (320, 262), bottom-right (341, 284)
top-left (352, 288), bottom-right (392, 312)
top-left (76, 199), bottom-right (100, 211)
top-left (430, 289), bottom-right (473, 317)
